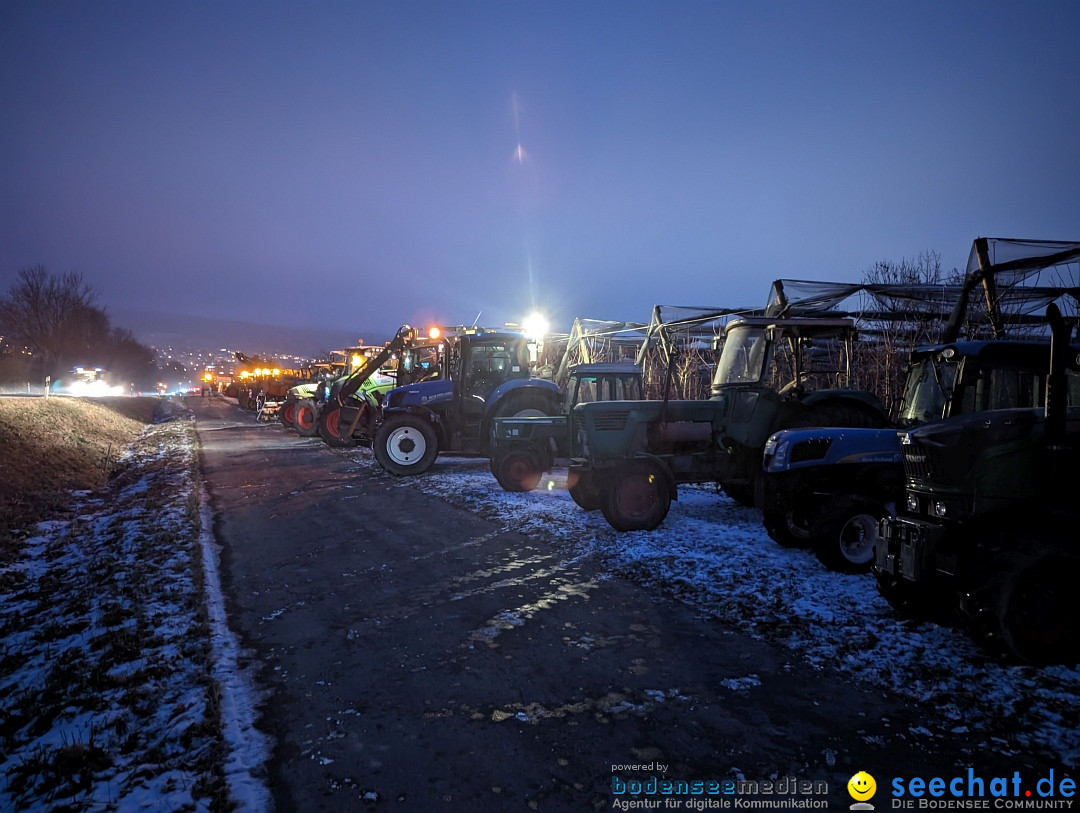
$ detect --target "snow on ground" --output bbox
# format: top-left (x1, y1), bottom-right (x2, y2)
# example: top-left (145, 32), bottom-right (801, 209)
top-left (0, 408), bottom-right (269, 812)
top-left (348, 450), bottom-right (1080, 770)
top-left (1, 411), bottom-right (1076, 811)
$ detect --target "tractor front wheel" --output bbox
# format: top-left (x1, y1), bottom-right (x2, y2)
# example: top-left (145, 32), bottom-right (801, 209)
top-left (811, 496), bottom-right (881, 573)
top-left (567, 468), bottom-right (603, 512)
top-left (492, 449), bottom-right (543, 492)
top-left (601, 462), bottom-right (671, 532)
top-left (280, 399), bottom-right (297, 428)
top-left (958, 537), bottom-right (1080, 664)
top-left (374, 415), bottom-right (439, 476)
top-left (762, 507), bottom-right (813, 548)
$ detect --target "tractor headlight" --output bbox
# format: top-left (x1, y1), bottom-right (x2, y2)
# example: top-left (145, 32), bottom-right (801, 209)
top-left (763, 436), bottom-right (790, 470)
top-left (906, 491), bottom-right (920, 513)
top-left (931, 500), bottom-right (948, 518)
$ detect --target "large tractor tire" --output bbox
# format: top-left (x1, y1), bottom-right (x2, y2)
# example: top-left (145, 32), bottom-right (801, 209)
top-left (722, 482), bottom-right (756, 507)
top-left (810, 496), bottom-right (882, 573)
top-left (492, 449), bottom-right (543, 492)
top-left (567, 468), bottom-right (603, 511)
top-left (374, 415), bottom-right (439, 476)
top-left (762, 507), bottom-right (813, 549)
top-left (280, 398), bottom-right (298, 429)
top-left (874, 571), bottom-right (944, 621)
top-left (957, 536), bottom-right (1080, 665)
top-left (317, 405), bottom-right (356, 448)
top-left (601, 461), bottom-right (672, 532)
top-left (294, 399), bottom-right (318, 437)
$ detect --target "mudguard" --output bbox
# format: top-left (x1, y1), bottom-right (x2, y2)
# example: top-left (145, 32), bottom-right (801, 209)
top-left (483, 378), bottom-right (561, 418)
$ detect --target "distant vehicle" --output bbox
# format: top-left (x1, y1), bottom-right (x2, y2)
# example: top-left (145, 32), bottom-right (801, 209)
top-left (63, 366), bottom-right (125, 397)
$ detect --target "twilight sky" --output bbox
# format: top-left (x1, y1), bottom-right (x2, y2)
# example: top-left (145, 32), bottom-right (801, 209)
top-left (2, 0), bottom-right (1079, 341)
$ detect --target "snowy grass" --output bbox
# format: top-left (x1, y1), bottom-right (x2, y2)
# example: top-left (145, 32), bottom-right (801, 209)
top-left (357, 451), bottom-right (1080, 770)
top-left (0, 410), bottom-right (269, 811)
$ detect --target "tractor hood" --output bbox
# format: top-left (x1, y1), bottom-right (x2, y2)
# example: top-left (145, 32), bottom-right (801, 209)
top-left (384, 379), bottom-right (454, 410)
top-left (763, 427), bottom-right (901, 473)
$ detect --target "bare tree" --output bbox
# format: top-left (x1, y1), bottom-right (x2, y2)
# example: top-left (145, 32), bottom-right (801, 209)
top-left (856, 251), bottom-right (949, 416)
top-left (0, 266), bottom-right (109, 378)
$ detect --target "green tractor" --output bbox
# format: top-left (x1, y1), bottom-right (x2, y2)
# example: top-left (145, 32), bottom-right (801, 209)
top-left (279, 358), bottom-right (346, 431)
top-left (488, 361), bottom-right (644, 495)
top-left (569, 315), bottom-right (889, 531)
top-left (875, 303), bottom-right (1080, 663)
top-left (315, 331), bottom-right (444, 448)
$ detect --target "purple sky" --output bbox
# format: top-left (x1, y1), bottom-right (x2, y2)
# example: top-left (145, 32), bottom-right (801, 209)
top-left (2, 1), bottom-right (1079, 341)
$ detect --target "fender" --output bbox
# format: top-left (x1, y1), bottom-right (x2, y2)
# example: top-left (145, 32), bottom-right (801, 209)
top-left (800, 388), bottom-right (889, 420)
top-left (379, 403), bottom-right (447, 445)
top-left (483, 378), bottom-right (561, 417)
top-left (380, 402), bottom-right (442, 425)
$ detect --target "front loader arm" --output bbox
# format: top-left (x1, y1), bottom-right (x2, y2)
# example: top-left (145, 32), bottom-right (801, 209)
top-left (335, 326), bottom-right (414, 404)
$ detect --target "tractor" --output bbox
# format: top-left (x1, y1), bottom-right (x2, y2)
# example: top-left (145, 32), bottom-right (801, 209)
top-left (568, 315), bottom-right (889, 531)
top-left (488, 361), bottom-right (644, 496)
top-left (372, 326), bottom-right (563, 475)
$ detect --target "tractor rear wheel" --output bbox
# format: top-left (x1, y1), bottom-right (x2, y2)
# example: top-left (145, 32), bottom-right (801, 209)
top-left (601, 461), bottom-right (671, 532)
top-left (492, 449), bottom-right (543, 492)
top-left (374, 415), bottom-right (439, 475)
top-left (958, 536), bottom-right (1080, 664)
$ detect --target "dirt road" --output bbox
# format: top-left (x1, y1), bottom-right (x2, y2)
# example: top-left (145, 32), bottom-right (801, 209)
top-left (190, 396), bottom-right (1047, 811)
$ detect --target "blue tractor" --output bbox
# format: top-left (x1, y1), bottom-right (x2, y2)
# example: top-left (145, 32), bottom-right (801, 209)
top-left (372, 326), bottom-right (562, 475)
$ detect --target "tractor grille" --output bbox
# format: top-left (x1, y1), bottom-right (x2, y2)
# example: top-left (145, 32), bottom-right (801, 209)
top-left (900, 438), bottom-right (935, 480)
top-left (590, 409), bottom-right (631, 431)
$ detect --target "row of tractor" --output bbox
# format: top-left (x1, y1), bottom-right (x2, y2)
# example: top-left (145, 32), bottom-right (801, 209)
top-left (263, 237), bottom-right (1079, 664)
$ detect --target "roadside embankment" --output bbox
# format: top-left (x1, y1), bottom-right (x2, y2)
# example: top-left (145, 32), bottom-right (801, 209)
top-left (0, 395), bottom-right (179, 546)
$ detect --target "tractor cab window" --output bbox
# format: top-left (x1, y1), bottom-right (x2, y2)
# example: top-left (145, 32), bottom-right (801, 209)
top-left (964, 364), bottom-right (1045, 414)
top-left (612, 373), bottom-right (644, 400)
top-left (714, 326), bottom-right (769, 387)
top-left (898, 357), bottom-right (958, 426)
top-left (569, 376), bottom-right (599, 411)
top-left (463, 343), bottom-right (522, 399)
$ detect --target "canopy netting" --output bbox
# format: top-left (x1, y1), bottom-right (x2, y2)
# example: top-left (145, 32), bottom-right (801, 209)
top-left (625, 238), bottom-right (1080, 405)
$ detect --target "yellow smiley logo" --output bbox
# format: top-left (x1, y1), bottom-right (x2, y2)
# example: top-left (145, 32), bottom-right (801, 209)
top-left (848, 771), bottom-right (877, 801)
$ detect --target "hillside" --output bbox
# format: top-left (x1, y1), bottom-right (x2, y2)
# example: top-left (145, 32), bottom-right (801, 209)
top-left (0, 396), bottom-right (166, 546)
